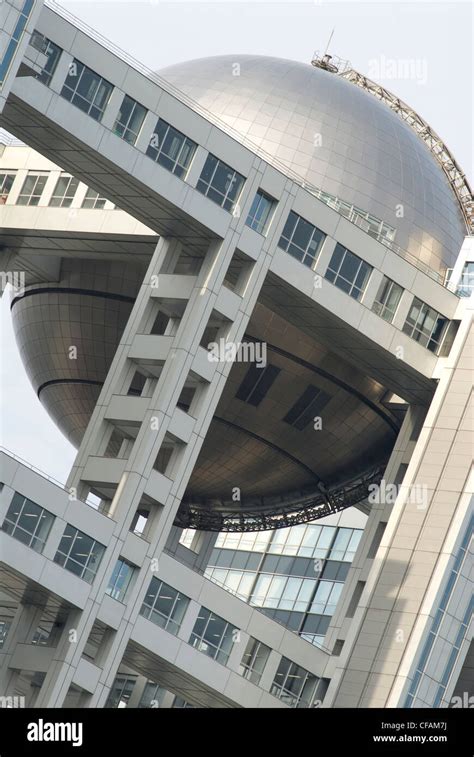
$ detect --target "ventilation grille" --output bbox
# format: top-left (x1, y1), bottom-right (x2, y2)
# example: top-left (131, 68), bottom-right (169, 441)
top-left (283, 385), bottom-right (331, 430)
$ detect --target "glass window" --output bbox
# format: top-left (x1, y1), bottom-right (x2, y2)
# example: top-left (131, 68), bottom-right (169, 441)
top-left (239, 637), bottom-right (271, 685)
top-left (16, 172), bottom-right (48, 206)
top-left (105, 676), bottom-right (135, 708)
top-left (189, 607), bottom-right (238, 665)
top-left (138, 681), bottom-right (167, 708)
top-left (246, 190), bottom-right (275, 234)
top-left (0, 620), bottom-right (11, 649)
top-left (325, 243), bottom-right (372, 300)
top-left (402, 297), bottom-right (448, 353)
top-left (0, 172), bottom-right (16, 203)
top-left (310, 580), bottom-right (343, 615)
top-left (53, 524), bottom-right (105, 583)
top-left (196, 154), bottom-right (245, 212)
top-left (278, 211), bottom-right (325, 268)
top-left (372, 276), bottom-right (403, 323)
top-left (1, 492), bottom-right (54, 553)
top-left (271, 657), bottom-right (320, 708)
top-left (140, 577), bottom-right (189, 635)
top-left (49, 173), bottom-right (79, 207)
top-left (81, 187), bottom-right (108, 209)
top-left (61, 59), bottom-right (113, 122)
top-left (106, 558), bottom-right (134, 602)
top-left (172, 696), bottom-right (195, 708)
top-left (329, 528), bottom-right (362, 561)
top-left (113, 94), bottom-right (147, 145)
top-left (146, 119), bottom-right (197, 178)
top-left (30, 30), bottom-right (62, 86)
top-left (458, 262), bottom-right (474, 297)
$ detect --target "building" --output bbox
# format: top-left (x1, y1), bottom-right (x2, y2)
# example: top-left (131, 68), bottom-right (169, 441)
top-left (0, 0), bottom-right (472, 709)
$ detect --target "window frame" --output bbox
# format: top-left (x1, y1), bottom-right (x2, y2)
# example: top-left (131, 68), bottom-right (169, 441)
top-left (60, 59), bottom-right (113, 122)
top-left (140, 577), bottom-right (189, 636)
top-left (372, 276), bottom-right (404, 323)
top-left (16, 172), bottom-right (48, 206)
top-left (113, 94), bottom-right (147, 145)
top-left (402, 297), bottom-right (449, 353)
top-left (196, 154), bottom-right (245, 212)
top-left (278, 210), bottom-right (326, 268)
top-left (53, 524), bottom-right (105, 583)
top-left (325, 243), bottom-right (373, 300)
top-left (49, 173), bottom-right (79, 208)
top-left (246, 190), bottom-right (275, 234)
top-left (146, 119), bottom-right (197, 178)
top-left (30, 30), bottom-right (62, 86)
top-left (189, 607), bottom-right (239, 665)
top-left (1, 492), bottom-right (54, 554)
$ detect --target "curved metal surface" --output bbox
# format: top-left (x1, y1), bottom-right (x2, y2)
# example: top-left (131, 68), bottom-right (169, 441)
top-left (158, 54), bottom-right (465, 274)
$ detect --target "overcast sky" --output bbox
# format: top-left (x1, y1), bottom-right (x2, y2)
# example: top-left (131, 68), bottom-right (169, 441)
top-left (0, 0), bottom-right (472, 484)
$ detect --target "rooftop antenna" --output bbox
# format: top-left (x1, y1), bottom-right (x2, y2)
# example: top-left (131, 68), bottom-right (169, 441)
top-left (323, 28), bottom-right (335, 57)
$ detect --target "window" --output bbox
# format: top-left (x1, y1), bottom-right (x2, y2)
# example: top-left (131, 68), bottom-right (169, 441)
top-left (271, 657), bottom-right (320, 708)
top-left (309, 580), bottom-right (343, 615)
top-left (205, 567), bottom-right (256, 602)
top-left (235, 363), bottom-right (280, 407)
top-left (61, 60), bottom-right (113, 121)
top-left (372, 276), bottom-right (403, 322)
top-left (189, 607), bottom-right (238, 665)
top-left (196, 154), bottom-right (245, 212)
top-left (251, 574), bottom-right (316, 612)
top-left (329, 528), bottom-right (362, 562)
top-left (81, 187), bottom-right (108, 209)
top-left (402, 297), bottom-right (448, 353)
top-left (138, 681), bottom-right (167, 708)
top-left (283, 385), bottom-right (331, 430)
top-left (458, 262), bottom-right (474, 297)
top-left (0, 620), bottom-right (11, 649)
top-left (215, 531), bottom-right (272, 553)
top-left (140, 578), bottom-right (189, 635)
top-left (146, 119), bottom-right (197, 178)
top-left (246, 190), bottom-right (275, 234)
top-left (0, 173), bottom-right (16, 203)
top-left (106, 558), bottom-right (134, 602)
top-left (268, 524), bottom-right (336, 558)
top-left (1, 492), bottom-right (54, 553)
top-left (239, 638), bottom-right (270, 685)
top-left (49, 174), bottom-right (79, 207)
top-left (325, 243), bottom-right (372, 300)
top-left (30, 30), bottom-right (61, 86)
top-left (173, 696), bottom-right (195, 708)
top-left (17, 172), bottom-right (48, 206)
top-left (53, 525), bottom-right (105, 583)
top-left (278, 211), bottom-right (325, 268)
top-left (105, 677), bottom-right (135, 708)
top-left (113, 95), bottom-right (147, 145)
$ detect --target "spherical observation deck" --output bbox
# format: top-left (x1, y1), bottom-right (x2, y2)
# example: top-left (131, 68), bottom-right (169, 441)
top-left (11, 55), bottom-right (467, 530)
top-left (159, 54), bottom-right (465, 274)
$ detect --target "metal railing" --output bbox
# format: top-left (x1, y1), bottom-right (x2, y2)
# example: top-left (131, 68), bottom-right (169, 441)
top-left (41, 0), bottom-right (453, 288)
top-left (0, 446), bottom-right (106, 513)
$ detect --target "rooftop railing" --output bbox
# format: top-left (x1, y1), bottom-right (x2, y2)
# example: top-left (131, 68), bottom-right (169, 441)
top-left (0, 446), bottom-right (105, 513)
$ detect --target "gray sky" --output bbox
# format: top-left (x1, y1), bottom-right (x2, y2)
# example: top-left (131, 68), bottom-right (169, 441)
top-left (0, 0), bottom-right (472, 483)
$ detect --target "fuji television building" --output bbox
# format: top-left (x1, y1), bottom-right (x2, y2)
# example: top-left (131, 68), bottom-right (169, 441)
top-left (0, 0), bottom-right (472, 711)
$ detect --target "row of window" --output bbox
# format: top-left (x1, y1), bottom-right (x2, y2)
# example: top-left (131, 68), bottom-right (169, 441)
top-left (20, 31), bottom-right (453, 355)
top-left (138, 579), bottom-right (324, 707)
top-left (1, 491), bottom-right (325, 706)
top-left (214, 523), bottom-right (362, 561)
top-left (0, 170), bottom-right (109, 209)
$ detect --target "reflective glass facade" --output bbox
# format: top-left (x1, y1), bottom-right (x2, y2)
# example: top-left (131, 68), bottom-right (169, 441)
top-left (205, 520), bottom-right (363, 649)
